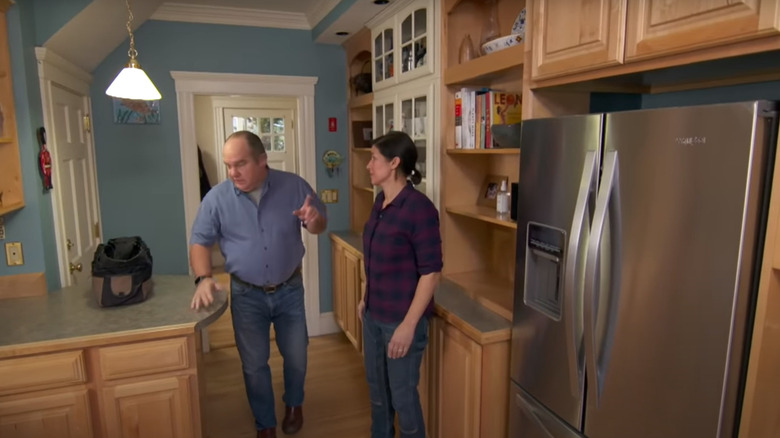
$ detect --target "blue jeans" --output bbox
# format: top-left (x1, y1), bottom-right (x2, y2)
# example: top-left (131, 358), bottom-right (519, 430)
top-left (363, 310), bottom-right (429, 438)
top-left (230, 272), bottom-right (308, 430)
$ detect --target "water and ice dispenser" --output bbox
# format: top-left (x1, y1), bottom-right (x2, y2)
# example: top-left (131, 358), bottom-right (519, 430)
top-left (524, 222), bottom-right (566, 321)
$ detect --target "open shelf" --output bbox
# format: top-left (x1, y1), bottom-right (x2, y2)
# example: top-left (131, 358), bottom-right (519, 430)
top-left (444, 270), bottom-right (513, 321)
top-left (446, 205), bottom-right (517, 229)
top-left (353, 185), bottom-right (375, 194)
top-left (447, 148), bottom-right (521, 155)
top-left (349, 93), bottom-right (373, 109)
top-left (444, 43), bottom-right (525, 86)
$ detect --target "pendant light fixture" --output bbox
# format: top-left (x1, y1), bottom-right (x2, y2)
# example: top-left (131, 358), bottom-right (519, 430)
top-left (105, 0), bottom-right (161, 100)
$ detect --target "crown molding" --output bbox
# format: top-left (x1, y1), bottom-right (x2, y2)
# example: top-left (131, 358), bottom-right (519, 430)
top-left (366, 0), bottom-right (415, 28)
top-left (151, 3), bottom-right (310, 30)
top-left (307, 0), bottom-right (341, 28)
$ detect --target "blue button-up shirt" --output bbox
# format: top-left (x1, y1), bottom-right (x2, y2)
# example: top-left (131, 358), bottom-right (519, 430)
top-left (190, 168), bottom-right (326, 286)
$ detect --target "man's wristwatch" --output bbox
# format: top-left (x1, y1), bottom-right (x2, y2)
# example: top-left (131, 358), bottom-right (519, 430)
top-left (194, 275), bottom-right (212, 286)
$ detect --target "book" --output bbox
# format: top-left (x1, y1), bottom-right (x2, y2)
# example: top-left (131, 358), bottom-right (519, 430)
top-left (454, 91), bottom-right (462, 148)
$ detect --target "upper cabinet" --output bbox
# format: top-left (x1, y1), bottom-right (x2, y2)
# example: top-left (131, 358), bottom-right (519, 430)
top-left (532, 0), bottom-right (626, 80)
top-left (531, 0), bottom-right (780, 80)
top-left (371, 0), bottom-right (436, 92)
top-left (0, 1), bottom-right (25, 216)
top-left (625, 0), bottom-right (780, 61)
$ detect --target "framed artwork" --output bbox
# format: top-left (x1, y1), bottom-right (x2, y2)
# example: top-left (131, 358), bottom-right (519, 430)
top-left (477, 174), bottom-right (508, 208)
top-left (113, 98), bottom-right (160, 124)
top-left (352, 121), bottom-right (373, 148)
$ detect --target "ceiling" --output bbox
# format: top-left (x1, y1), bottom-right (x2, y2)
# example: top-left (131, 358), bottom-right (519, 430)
top-left (43, 0), bottom-right (389, 72)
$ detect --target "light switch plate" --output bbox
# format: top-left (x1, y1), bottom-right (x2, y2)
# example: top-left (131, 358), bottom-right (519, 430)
top-left (5, 242), bottom-right (23, 266)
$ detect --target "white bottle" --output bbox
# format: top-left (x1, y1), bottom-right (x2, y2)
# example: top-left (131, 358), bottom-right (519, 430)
top-left (496, 180), bottom-right (510, 217)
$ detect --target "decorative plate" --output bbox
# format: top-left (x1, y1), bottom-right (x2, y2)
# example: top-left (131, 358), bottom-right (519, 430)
top-left (512, 8), bottom-right (526, 38)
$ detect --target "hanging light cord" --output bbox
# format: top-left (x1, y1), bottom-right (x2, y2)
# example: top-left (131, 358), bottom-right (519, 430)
top-left (125, 0), bottom-right (138, 60)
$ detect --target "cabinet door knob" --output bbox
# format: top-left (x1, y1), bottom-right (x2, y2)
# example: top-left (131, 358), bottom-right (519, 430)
top-left (69, 262), bottom-right (83, 274)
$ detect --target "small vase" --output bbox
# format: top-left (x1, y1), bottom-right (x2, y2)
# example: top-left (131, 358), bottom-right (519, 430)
top-left (459, 34), bottom-right (477, 64)
top-left (480, 0), bottom-right (500, 55)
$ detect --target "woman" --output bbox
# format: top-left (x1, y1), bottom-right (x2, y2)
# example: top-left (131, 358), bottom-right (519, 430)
top-left (359, 131), bottom-right (443, 438)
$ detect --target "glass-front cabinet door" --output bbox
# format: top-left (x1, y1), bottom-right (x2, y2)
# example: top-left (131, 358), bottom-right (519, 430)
top-left (373, 26), bottom-right (395, 91)
top-left (373, 97), bottom-right (395, 139)
top-left (398, 4), bottom-right (433, 82)
top-left (398, 83), bottom-right (433, 198)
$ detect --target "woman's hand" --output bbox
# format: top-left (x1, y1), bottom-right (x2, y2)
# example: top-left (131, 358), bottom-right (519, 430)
top-left (358, 298), bottom-right (366, 321)
top-left (388, 321), bottom-right (415, 359)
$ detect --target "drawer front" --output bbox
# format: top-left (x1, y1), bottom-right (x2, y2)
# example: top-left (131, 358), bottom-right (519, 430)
top-left (100, 337), bottom-right (190, 381)
top-left (0, 350), bottom-right (86, 396)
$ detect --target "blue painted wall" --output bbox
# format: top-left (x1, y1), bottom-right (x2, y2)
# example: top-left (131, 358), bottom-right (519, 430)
top-left (2, 3), bottom-right (60, 289)
top-left (90, 20), bottom-right (349, 312)
top-left (33, 0), bottom-right (92, 44)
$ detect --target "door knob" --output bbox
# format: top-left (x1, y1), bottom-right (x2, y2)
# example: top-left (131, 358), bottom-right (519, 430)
top-left (69, 262), bottom-right (82, 274)
top-left (66, 239), bottom-right (73, 250)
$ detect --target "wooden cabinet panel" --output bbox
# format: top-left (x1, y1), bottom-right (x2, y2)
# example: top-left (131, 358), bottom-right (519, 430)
top-left (332, 242), bottom-right (346, 331)
top-left (0, 350), bottom-right (86, 396)
top-left (532, 0), bottom-right (627, 79)
top-left (99, 337), bottom-right (189, 381)
top-left (0, 388), bottom-right (93, 438)
top-left (435, 318), bottom-right (482, 438)
top-left (101, 375), bottom-right (194, 438)
top-left (343, 249), bottom-right (361, 349)
top-left (0, 2), bottom-right (24, 215)
top-left (626, 0), bottom-right (780, 61)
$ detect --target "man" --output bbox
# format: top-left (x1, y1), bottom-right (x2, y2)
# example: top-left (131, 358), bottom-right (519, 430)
top-left (190, 131), bottom-right (327, 438)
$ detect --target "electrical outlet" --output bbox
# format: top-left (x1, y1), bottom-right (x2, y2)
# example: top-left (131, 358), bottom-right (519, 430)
top-left (5, 242), bottom-right (23, 266)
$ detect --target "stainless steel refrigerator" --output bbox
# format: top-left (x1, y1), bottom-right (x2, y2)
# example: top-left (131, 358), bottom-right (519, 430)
top-left (509, 101), bottom-right (778, 438)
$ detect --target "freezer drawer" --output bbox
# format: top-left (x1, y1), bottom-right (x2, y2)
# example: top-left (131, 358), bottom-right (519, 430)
top-left (509, 381), bottom-right (584, 438)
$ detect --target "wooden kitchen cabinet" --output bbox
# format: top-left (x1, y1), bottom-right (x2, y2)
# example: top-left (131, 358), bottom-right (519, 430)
top-left (531, 0), bottom-right (627, 80)
top-left (330, 235), bottom-right (363, 352)
top-left (0, 0), bottom-right (25, 216)
top-left (0, 388), bottom-right (93, 438)
top-left (625, 0), bottom-right (780, 61)
top-left (430, 315), bottom-right (509, 438)
top-left (101, 375), bottom-right (194, 438)
top-left (531, 0), bottom-right (780, 81)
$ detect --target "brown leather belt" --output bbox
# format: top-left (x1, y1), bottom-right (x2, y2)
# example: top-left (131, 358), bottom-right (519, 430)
top-left (231, 267), bottom-right (301, 294)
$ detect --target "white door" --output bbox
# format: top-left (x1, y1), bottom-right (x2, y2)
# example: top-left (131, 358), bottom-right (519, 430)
top-left (49, 84), bottom-right (100, 287)
top-left (223, 108), bottom-right (297, 173)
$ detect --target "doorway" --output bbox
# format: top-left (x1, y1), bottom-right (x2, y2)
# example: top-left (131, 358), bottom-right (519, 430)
top-left (172, 71), bottom-right (325, 336)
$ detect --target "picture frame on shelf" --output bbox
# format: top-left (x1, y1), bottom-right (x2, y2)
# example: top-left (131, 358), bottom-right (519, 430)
top-left (477, 174), bottom-right (508, 208)
top-left (352, 121), bottom-right (373, 148)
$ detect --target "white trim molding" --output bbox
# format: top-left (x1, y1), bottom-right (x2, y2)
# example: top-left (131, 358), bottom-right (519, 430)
top-left (152, 3), bottom-right (310, 30)
top-left (319, 312), bottom-right (341, 336)
top-left (171, 71), bottom-right (325, 335)
top-left (35, 47), bottom-right (102, 287)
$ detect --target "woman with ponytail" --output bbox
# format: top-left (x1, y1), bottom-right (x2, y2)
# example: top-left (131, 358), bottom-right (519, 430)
top-left (359, 131), bottom-right (442, 438)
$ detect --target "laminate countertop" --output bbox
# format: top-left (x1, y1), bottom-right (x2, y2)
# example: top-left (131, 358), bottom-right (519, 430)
top-left (0, 275), bottom-right (228, 358)
top-left (331, 230), bottom-right (512, 344)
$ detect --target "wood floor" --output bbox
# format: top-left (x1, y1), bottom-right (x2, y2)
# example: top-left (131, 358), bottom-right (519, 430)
top-left (202, 272), bottom-right (372, 437)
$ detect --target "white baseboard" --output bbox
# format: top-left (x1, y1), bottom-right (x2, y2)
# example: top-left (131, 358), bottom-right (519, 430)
top-left (317, 312), bottom-right (341, 335)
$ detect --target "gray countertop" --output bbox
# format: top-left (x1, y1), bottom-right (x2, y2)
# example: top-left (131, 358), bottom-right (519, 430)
top-left (0, 275), bottom-right (228, 355)
top-left (330, 230), bottom-right (512, 344)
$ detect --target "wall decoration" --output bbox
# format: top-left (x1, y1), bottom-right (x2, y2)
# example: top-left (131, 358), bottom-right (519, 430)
top-left (113, 98), bottom-right (160, 124)
top-left (477, 174), bottom-right (508, 208)
top-left (322, 150), bottom-right (344, 177)
top-left (351, 121), bottom-right (373, 148)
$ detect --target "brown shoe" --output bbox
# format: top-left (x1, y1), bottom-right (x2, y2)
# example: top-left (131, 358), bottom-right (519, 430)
top-left (257, 427), bottom-right (276, 438)
top-left (282, 405), bottom-right (303, 434)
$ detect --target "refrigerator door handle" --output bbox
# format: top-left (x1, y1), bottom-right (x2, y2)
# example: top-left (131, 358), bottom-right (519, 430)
top-left (584, 150), bottom-right (621, 406)
top-left (563, 150), bottom-right (597, 397)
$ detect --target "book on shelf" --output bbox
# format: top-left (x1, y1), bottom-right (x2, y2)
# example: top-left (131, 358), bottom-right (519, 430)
top-left (454, 88), bottom-right (522, 149)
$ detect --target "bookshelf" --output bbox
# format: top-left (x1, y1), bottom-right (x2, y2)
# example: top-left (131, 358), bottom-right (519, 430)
top-left (345, 28), bottom-right (375, 234)
top-left (439, 0), bottom-right (526, 320)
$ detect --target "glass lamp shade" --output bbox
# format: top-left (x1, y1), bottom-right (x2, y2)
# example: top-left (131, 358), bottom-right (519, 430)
top-left (105, 58), bottom-right (161, 100)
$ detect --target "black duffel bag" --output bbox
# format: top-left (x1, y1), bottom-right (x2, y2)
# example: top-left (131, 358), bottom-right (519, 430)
top-left (91, 236), bottom-right (153, 307)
